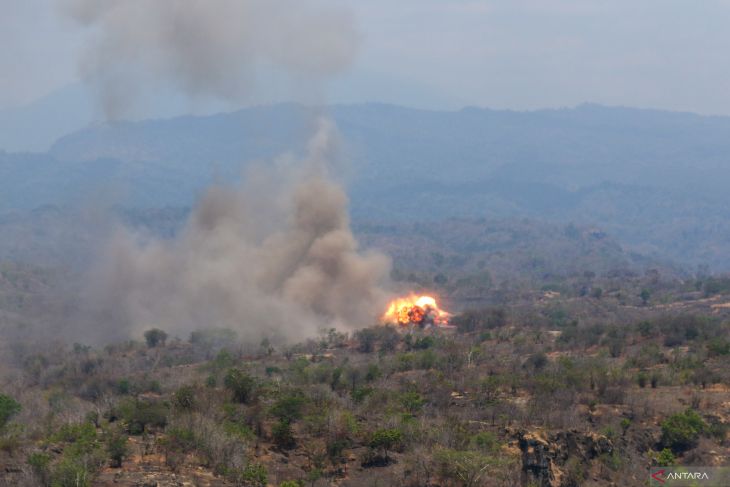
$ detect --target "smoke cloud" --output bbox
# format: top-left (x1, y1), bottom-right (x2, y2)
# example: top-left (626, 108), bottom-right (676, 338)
top-left (61, 1), bottom-right (391, 344)
top-left (86, 120), bottom-right (391, 344)
top-left (64, 0), bottom-right (359, 118)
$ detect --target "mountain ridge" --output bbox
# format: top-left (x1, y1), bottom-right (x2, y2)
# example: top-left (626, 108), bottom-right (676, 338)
top-left (3, 102), bottom-right (730, 269)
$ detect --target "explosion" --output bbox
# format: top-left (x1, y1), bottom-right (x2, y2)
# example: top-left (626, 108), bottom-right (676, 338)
top-left (382, 294), bottom-right (451, 327)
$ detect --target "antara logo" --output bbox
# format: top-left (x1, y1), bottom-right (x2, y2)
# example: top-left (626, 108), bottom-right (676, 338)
top-left (651, 469), bottom-right (666, 484)
top-left (651, 469), bottom-right (711, 483)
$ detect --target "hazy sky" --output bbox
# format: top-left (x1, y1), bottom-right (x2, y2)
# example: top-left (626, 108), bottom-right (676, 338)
top-left (2, 0), bottom-right (729, 114)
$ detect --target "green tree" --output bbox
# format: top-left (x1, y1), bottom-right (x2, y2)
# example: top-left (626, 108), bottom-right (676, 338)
top-left (173, 385), bottom-right (196, 411)
top-left (143, 328), bottom-right (168, 348)
top-left (0, 393), bottom-right (21, 429)
top-left (434, 448), bottom-right (498, 487)
top-left (238, 463), bottom-right (267, 487)
top-left (224, 368), bottom-right (256, 404)
top-left (272, 420), bottom-right (295, 450)
top-left (27, 452), bottom-right (51, 485)
top-left (661, 408), bottom-right (707, 452)
top-left (105, 428), bottom-right (128, 468)
top-left (368, 428), bottom-right (402, 462)
top-left (271, 392), bottom-right (306, 423)
top-left (653, 448), bottom-right (676, 466)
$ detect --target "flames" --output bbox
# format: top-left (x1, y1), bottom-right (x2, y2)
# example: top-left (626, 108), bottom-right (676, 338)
top-left (382, 294), bottom-right (451, 327)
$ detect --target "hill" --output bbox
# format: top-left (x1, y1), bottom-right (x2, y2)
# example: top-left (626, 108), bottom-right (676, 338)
top-left (2, 103), bottom-right (730, 268)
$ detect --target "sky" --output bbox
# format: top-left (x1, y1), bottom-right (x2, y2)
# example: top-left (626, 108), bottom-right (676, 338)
top-left (2, 0), bottom-right (730, 115)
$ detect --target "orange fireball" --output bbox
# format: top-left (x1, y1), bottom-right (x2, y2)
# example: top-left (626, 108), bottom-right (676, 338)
top-left (382, 294), bottom-right (451, 327)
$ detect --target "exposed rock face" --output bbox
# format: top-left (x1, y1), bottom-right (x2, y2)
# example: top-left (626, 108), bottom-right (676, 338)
top-left (515, 429), bottom-right (613, 487)
top-left (518, 431), bottom-right (555, 487)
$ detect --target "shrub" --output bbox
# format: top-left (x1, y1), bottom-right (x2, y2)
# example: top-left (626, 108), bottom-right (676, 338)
top-left (0, 393), bottom-right (21, 429)
top-left (326, 437), bottom-right (349, 465)
top-left (415, 349), bottom-right (437, 370)
top-left (162, 427), bottom-right (197, 453)
top-left (27, 452), bottom-right (51, 484)
top-left (368, 428), bottom-right (402, 460)
top-left (144, 328), bottom-right (168, 348)
top-left (224, 368), bottom-right (256, 404)
top-left (105, 428), bottom-right (128, 467)
top-left (51, 422), bottom-right (97, 446)
top-left (365, 363), bottom-right (382, 382)
top-left (351, 386), bottom-right (373, 404)
top-left (434, 448), bottom-right (497, 487)
top-left (607, 339), bottom-right (623, 358)
top-left (637, 321), bottom-right (654, 337)
top-left (620, 418), bottom-right (631, 435)
top-left (48, 422), bottom-right (106, 487)
top-left (228, 463), bottom-right (269, 487)
top-left (173, 385), bottom-right (196, 411)
top-left (471, 431), bottom-right (499, 453)
top-left (52, 457), bottom-right (91, 487)
top-left (355, 328), bottom-right (377, 353)
top-left (211, 349), bottom-right (236, 371)
top-left (452, 308), bottom-right (506, 333)
top-left (272, 420), bottom-right (295, 450)
top-left (707, 338), bottom-right (730, 357)
top-left (117, 399), bottom-right (168, 434)
top-left (265, 366), bottom-right (282, 377)
top-left (116, 379), bottom-right (131, 395)
top-left (524, 352), bottom-right (548, 370)
top-left (703, 277), bottom-right (730, 296)
top-left (413, 336), bottom-right (435, 350)
top-left (399, 391), bottom-right (425, 414)
top-left (223, 421), bottom-right (255, 441)
top-left (661, 408), bottom-right (707, 452)
top-left (270, 392), bottom-right (306, 423)
top-left (653, 448), bottom-right (676, 466)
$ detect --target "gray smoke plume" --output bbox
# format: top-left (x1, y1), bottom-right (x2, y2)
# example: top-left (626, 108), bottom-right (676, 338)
top-left (62, 0), bottom-right (391, 344)
top-left (88, 120), bottom-right (391, 344)
top-left (64, 0), bottom-right (359, 118)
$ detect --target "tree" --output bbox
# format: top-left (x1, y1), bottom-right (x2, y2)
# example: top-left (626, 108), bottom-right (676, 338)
top-left (105, 428), bottom-right (129, 468)
top-left (173, 385), bottom-right (196, 411)
top-left (272, 420), bottom-right (296, 449)
top-left (434, 448), bottom-right (497, 487)
top-left (27, 452), bottom-right (51, 485)
top-left (0, 393), bottom-right (20, 429)
top-left (368, 428), bottom-right (402, 462)
top-left (271, 392), bottom-right (306, 423)
top-left (237, 463), bottom-right (267, 487)
top-left (661, 408), bottom-right (707, 452)
top-left (653, 448), bottom-right (676, 466)
top-left (144, 328), bottom-right (168, 348)
top-left (640, 289), bottom-right (651, 306)
top-left (224, 368), bottom-right (256, 404)
top-left (355, 328), bottom-right (380, 353)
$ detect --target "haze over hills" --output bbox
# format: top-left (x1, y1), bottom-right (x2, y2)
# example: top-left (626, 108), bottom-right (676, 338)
top-left (2, 103), bottom-right (730, 269)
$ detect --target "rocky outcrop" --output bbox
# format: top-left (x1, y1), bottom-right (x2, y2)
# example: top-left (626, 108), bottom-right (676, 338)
top-left (514, 429), bottom-right (613, 487)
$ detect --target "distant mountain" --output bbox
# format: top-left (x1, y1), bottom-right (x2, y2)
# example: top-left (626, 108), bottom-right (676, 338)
top-left (50, 103), bottom-right (730, 197)
top-left (3, 103), bottom-right (730, 269)
top-left (0, 84), bottom-right (94, 153)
